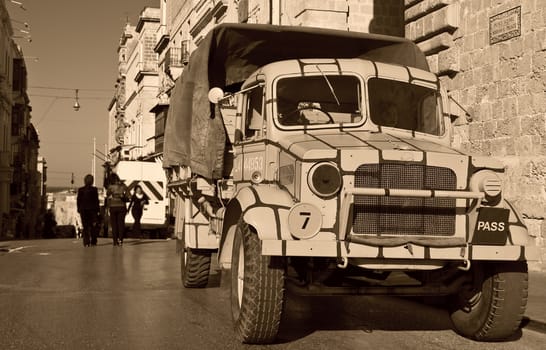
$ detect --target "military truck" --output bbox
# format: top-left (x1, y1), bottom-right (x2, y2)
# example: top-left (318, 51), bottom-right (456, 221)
top-left (163, 24), bottom-right (539, 344)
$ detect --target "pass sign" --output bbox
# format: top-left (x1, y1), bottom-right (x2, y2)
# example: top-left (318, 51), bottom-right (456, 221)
top-left (472, 207), bottom-right (510, 245)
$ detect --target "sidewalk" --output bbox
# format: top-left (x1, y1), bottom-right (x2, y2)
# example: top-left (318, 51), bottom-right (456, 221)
top-left (526, 272), bottom-right (546, 331)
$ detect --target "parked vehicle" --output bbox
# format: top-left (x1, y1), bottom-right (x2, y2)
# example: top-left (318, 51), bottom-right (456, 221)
top-left (163, 23), bottom-right (539, 344)
top-left (110, 160), bottom-right (168, 236)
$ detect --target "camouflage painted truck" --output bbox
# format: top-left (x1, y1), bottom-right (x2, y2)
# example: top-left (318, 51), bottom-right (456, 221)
top-left (163, 24), bottom-right (539, 344)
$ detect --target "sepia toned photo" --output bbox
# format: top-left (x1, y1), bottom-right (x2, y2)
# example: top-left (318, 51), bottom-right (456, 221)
top-left (0, 1), bottom-right (545, 349)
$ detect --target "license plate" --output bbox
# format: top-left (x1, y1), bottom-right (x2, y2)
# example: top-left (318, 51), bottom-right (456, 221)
top-left (471, 207), bottom-right (510, 245)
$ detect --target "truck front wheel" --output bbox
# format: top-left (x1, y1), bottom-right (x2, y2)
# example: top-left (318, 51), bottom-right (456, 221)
top-left (449, 261), bottom-right (528, 341)
top-left (180, 244), bottom-right (211, 288)
top-left (230, 219), bottom-right (284, 344)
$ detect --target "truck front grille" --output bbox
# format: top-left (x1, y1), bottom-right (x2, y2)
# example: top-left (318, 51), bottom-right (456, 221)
top-left (353, 163), bottom-right (457, 236)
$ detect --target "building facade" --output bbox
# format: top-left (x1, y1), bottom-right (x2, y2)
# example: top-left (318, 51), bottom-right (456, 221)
top-left (405, 0), bottom-right (546, 266)
top-left (108, 8), bottom-right (161, 164)
top-left (0, 0), bottom-right (14, 235)
top-left (1, 0), bottom-right (43, 239)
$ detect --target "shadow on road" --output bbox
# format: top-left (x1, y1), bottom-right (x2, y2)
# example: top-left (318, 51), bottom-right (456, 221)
top-left (521, 317), bottom-right (546, 334)
top-left (92, 239), bottom-right (171, 247)
top-left (275, 293), bottom-right (525, 343)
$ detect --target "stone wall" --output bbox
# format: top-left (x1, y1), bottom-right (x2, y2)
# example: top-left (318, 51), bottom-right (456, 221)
top-left (405, 0), bottom-right (546, 269)
top-left (242, 0), bottom-right (404, 35)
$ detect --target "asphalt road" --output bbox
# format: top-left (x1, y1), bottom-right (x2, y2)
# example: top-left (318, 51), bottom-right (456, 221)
top-left (0, 238), bottom-right (544, 350)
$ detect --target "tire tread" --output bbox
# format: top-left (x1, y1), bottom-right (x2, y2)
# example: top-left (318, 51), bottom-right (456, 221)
top-left (234, 221), bottom-right (284, 344)
top-left (182, 248), bottom-right (211, 288)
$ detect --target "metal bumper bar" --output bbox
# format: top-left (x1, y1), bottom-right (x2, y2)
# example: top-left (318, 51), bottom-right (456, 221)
top-left (261, 239), bottom-right (540, 261)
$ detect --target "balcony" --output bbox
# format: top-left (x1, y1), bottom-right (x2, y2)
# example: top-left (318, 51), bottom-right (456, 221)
top-left (165, 45), bottom-right (189, 80)
top-left (135, 61), bottom-right (158, 83)
top-left (154, 24), bottom-right (169, 54)
top-left (165, 46), bottom-right (188, 69)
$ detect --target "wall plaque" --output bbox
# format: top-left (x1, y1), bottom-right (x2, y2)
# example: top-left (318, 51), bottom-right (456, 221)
top-left (489, 6), bottom-right (521, 45)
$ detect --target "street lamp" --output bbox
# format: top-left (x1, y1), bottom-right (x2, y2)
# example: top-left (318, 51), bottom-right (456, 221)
top-left (73, 89), bottom-right (80, 111)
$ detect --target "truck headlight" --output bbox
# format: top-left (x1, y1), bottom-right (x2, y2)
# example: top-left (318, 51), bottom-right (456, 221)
top-left (308, 162), bottom-right (342, 198)
top-left (470, 170), bottom-right (502, 202)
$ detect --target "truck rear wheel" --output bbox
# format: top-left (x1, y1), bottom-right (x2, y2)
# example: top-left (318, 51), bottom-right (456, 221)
top-left (230, 219), bottom-right (284, 344)
top-left (181, 245), bottom-right (211, 288)
top-left (449, 261), bottom-right (528, 341)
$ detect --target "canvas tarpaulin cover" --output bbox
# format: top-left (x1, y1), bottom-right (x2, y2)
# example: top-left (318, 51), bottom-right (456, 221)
top-left (162, 23), bottom-right (429, 179)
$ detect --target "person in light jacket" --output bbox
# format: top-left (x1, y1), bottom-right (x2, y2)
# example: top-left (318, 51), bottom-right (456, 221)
top-left (106, 173), bottom-right (129, 246)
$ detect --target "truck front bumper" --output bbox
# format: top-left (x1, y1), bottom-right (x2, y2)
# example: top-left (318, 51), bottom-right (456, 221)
top-left (261, 239), bottom-right (540, 262)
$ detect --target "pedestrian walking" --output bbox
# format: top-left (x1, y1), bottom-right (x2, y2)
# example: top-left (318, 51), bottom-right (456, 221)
top-left (76, 174), bottom-right (100, 247)
top-left (42, 209), bottom-right (57, 239)
top-left (127, 185), bottom-right (149, 238)
top-left (106, 173), bottom-right (129, 246)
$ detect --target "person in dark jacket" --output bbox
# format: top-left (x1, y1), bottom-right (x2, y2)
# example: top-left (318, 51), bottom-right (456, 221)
top-left (106, 173), bottom-right (129, 246)
top-left (127, 185), bottom-right (149, 238)
top-left (43, 209), bottom-right (57, 239)
top-left (77, 174), bottom-right (100, 247)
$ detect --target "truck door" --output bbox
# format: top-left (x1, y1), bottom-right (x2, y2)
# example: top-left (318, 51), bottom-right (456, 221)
top-left (233, 84), bottom-right (267, 184)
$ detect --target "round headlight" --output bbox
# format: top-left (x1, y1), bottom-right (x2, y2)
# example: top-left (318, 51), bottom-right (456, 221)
top-left (470, 170), bottom-right (502, 200)
top-left (308, 162), bottom-right (342, 198)
top-left (482, 177), bottom-right (502, 197)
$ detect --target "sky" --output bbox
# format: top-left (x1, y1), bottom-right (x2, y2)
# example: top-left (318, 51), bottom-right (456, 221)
top-left (7, 0), bottom-right (159, 188)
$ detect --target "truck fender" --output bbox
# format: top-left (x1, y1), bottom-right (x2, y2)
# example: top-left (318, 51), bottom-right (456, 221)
top-left (469, 198), bottom-right (533, 247)
top-left (504, 199), bottom-right (533, 246)
top-left (218, 185), bottom-right (293, 269)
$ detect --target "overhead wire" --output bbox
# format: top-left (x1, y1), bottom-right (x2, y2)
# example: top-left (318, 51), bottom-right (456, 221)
top-left (30, 94), bottom-right (110, 100)
top-left (34, 96), bottom-right (58, 125)
top-left (29, 85), bottom-right (113, 92)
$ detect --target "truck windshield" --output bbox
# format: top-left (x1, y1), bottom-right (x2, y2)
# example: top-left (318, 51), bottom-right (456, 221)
top-left (276, 75), bottom-right (362, 127)
top-left (368, 78), bottom-right (444, 136)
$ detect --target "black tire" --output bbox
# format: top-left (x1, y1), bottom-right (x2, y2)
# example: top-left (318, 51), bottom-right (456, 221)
top-left (231, 219), bottom-right (284, 344)
top-left (181, 245), bottom-right (212, 288)
top-left (450, 261), bottom-right (528, 341)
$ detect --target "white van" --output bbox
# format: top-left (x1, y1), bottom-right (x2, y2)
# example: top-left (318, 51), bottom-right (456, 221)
top-left (113, 161), bottom-right (168, 233)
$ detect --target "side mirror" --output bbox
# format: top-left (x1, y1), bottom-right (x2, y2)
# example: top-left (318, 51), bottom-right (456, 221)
top-left (447, 94), bottom-right (472, 123)
top-left (208, 87), bottom-right (225, 104)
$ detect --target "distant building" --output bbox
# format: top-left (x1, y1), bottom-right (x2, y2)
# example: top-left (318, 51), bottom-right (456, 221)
top-left (108, 7), bottom-right (161, 165)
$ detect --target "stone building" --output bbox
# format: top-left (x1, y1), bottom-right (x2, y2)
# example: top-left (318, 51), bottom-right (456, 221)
top-left (405, 0), bottom-right (546, 266)
top-left (10, 46), bottom-right (41, 239)
top-left (0, 0), bottom-right (14, 235)
top-left (108, 7), bottom-right (161, 164)
top-left (237, 0), bottom-right (404, 35)
top-left (0, 0), bottom-right (42, 239)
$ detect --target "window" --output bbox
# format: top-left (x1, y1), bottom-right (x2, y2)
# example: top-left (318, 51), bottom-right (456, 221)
top-left (368, 78), bottom-right (444, 136)
top-left (244, 85), bottom-right (264, 139)
top-left (276, 75), bottom-right (362, 127)
top-left (238, 0), bottom-right (249, 23)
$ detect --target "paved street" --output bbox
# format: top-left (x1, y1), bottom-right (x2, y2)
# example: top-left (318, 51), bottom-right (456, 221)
top-left (0, 238), bottom-right (545, 350)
